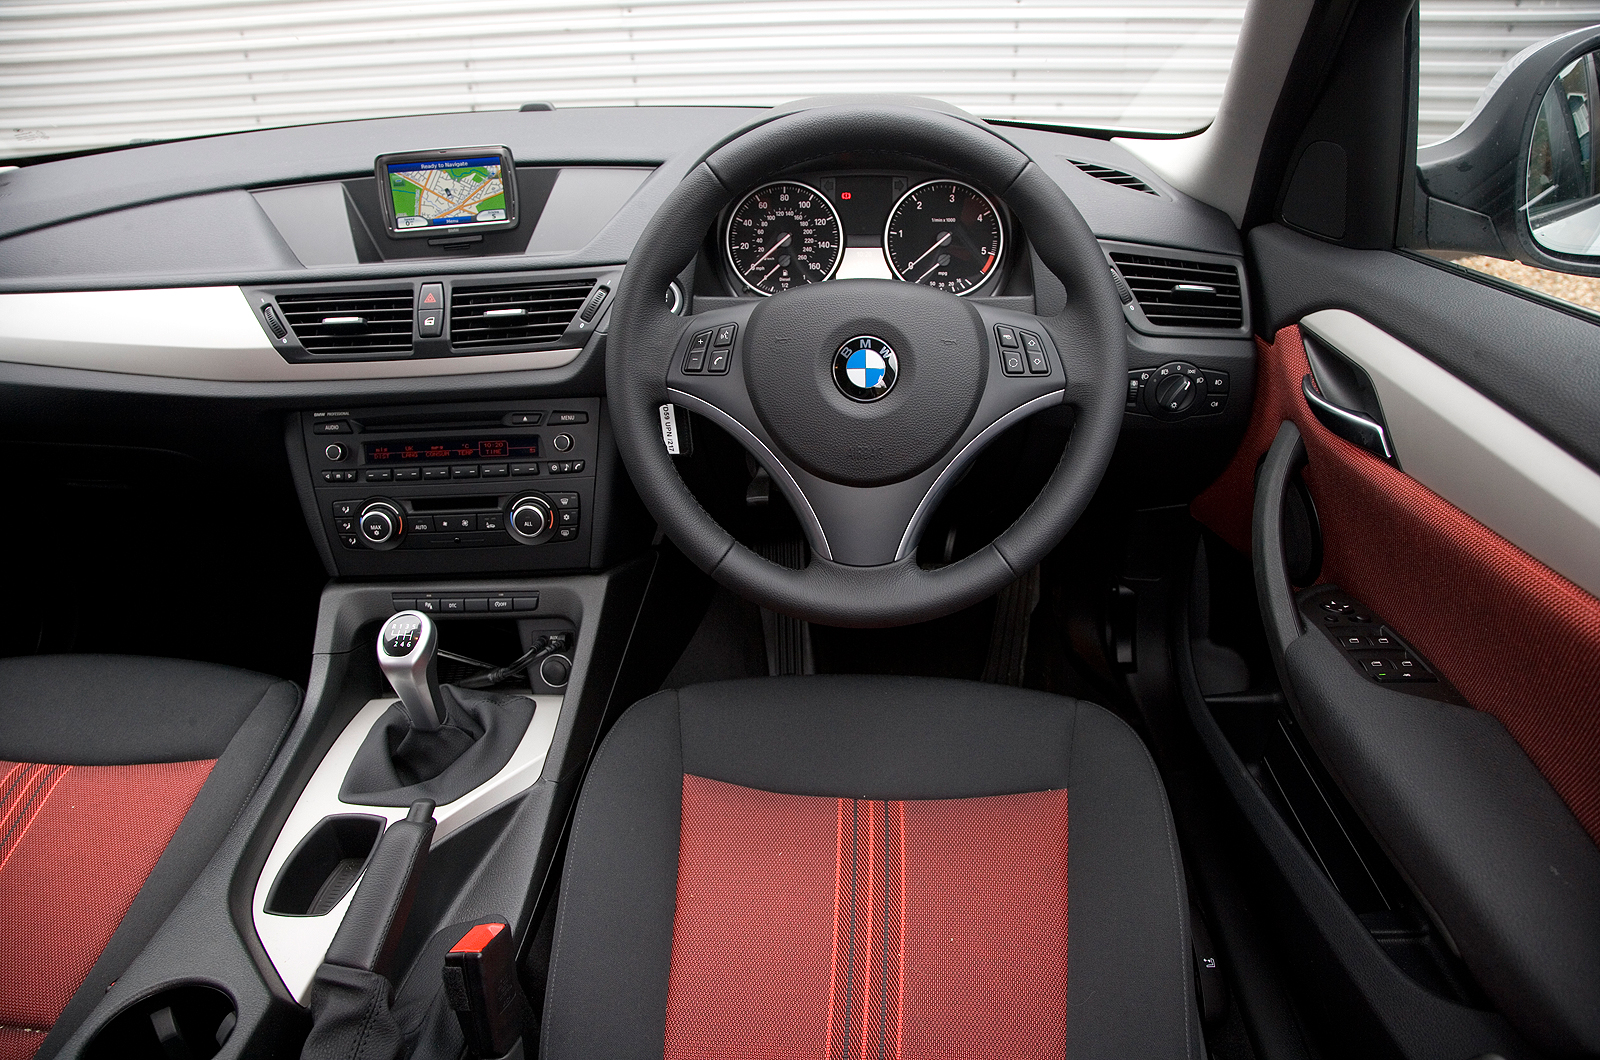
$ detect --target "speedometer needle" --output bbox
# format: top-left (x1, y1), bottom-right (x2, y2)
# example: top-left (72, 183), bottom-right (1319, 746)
top-left (747, 232), bottom-right (793, 272)
top-left (905, 231), bottom-right (952, 271)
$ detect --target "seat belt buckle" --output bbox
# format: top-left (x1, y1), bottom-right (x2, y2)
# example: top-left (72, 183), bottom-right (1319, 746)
top-left (442, 920), bottom-right (525, 1059)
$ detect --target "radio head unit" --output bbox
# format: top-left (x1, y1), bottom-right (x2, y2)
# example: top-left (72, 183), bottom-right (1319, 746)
top-left (375, 145), bottom-right (518, 238)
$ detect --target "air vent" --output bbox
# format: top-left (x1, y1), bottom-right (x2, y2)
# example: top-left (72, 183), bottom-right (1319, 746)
top-left (1108, 252), bottom-right (1244, 330)
top-left (276, 290), bottom-right (413, 355)
top-left (1067, 159), bottom-right (1158, 196)
top-left (450, 280), bottom-right (596, 349)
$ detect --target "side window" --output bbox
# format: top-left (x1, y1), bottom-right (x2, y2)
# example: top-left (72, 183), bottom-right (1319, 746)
top-left (1416, 5), bottom-right (1600, 316)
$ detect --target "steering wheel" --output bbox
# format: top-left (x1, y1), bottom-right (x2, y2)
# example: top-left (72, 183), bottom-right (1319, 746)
top-left (607, 103), bottom-right (1127, 627)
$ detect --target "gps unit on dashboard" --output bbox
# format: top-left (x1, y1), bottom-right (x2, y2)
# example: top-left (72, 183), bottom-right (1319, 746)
top-left (374, 145), bottom-right (519, 238)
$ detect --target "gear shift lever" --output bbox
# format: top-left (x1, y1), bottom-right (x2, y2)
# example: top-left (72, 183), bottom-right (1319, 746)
top-left (378, 611), bottom-right (444, 732)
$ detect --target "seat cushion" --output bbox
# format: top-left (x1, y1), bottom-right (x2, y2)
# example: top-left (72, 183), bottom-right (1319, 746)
top-left (0, 655), bottom-right (300, 1060)
top-left (542, 675), bottom-right (1199, 1060)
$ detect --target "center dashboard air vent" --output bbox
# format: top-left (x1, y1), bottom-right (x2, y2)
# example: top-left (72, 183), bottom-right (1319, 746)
top-left (450, 280), bottom-right (596, 349)
top-left (275, 290), bottom-right (414, 355)
top-left (1107, 248), bottom-right (1246, 333)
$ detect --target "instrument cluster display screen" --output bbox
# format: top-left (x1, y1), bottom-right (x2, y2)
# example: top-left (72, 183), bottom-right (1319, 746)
top-left (364, 437), bottom-right (539, 463)
top-left (374, 145), bottom-right (518, 237)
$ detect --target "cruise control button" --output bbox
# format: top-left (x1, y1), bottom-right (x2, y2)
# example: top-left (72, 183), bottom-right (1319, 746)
top-left (1002, 349), bottom-right (1025, 375)
top-left (996, 325), bottom-right (1019, 348)
top-left (684, 348), bottom-right (706, 372)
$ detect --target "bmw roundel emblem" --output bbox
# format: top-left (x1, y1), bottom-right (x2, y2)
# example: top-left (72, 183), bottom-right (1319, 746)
top-left (833, 336), bottom-right (899, 402)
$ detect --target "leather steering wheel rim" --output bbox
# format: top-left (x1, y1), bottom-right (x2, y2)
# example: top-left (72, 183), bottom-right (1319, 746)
top-left (607, 102), bottom-right (1127, 627)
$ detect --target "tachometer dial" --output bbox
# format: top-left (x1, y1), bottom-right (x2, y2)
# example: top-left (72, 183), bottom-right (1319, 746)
top-left (725, 181), bottom-right (843, 296)
top-left (884, 180), bottom-right (1004, 295)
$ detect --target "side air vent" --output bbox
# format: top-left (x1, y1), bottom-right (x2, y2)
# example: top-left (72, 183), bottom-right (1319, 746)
top-left (1067, 159), bottom-right (1158, 196)
top-left (450, 280), bottom-right (596, 349)
top-left (1108, 251), bottom-right (1245, 331)
top-left (275, 290), bottom-right (414, 355)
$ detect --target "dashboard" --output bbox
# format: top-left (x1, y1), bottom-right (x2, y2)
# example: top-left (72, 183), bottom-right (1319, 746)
top-left (0, 103), bottom-right (1256, 583)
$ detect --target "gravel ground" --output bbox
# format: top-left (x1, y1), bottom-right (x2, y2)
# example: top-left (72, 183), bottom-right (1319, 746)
top-left (1456, 255), bottom-right (1600, 314)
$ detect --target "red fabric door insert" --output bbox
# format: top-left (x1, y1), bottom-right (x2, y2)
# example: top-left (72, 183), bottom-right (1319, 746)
top-left (0, 759), bottom-right (213, 1060)
top-left (665, 774), bottom-right (1069, 1060)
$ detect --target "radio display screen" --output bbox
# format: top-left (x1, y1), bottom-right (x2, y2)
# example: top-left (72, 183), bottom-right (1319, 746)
top-left (374, 145), bottom-right (517, 237)
top-left (364, 437), bottom-right (538, 463)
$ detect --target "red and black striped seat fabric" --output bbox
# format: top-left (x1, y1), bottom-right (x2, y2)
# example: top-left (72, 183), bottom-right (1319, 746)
top-left (0, 655), bottom-right (298, 1060)
top-left (542, 675), bottom-right (1199, 1060)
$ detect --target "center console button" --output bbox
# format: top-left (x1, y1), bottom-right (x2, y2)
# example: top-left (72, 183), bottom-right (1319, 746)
top-left (552, 433), bottom-right (573, 453)
top-left (548, 411), bottom-right (588, 425)
top-left (313, 420), bottom-right (351, 434)
top-left (510, 462), bottom-right (540, 476)
top-left (365, 469), bottom-right (392, 482)
top-left (504, 412), bottom-right (542, 426)
top-left (548, 492), bottom-right (579, 509)
top-left (324, 443), bottom-right (346, 461)
top-left (480, 514), bottom-right (504, 531)
top-left (393, 467), bottom-right (420, 481)
top-left (480, 464), bottom-right (508, 478)
top-left (423, 466), bottom-right (450, 481)
top-left (452, 465), bottom-right (479, 479)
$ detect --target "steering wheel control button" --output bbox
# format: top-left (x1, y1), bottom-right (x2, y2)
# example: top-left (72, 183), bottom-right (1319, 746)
top-left (995, 325), bottom-right (1020, 348)
top-left (833, 335), bottom-right (899, 402)
top-left (706, 348), bottom-right (731, 374)
top-left (1001, 346), bottom-right (1026, 375)
top-left (713, 323), bottom-right (737, 347)
top-left (1020, 331), bottom-right (1050, 374)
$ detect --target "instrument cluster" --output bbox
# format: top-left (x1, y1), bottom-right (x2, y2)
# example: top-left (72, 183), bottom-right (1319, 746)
top-left (720, 171), bottom-right (1009, 298)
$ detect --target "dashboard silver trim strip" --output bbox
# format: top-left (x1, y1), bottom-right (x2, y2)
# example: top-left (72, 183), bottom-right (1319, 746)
top-left (666, 386), bottom-right (834, 561)
top-left (0, 286), bottom-right (583, 382)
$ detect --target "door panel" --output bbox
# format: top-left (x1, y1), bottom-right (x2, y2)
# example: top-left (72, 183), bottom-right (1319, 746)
top-left (1195, 320), bottom-right (1600, 846)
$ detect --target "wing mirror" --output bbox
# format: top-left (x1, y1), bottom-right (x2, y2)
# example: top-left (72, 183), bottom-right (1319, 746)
top-left (1417, 26), bottom-right (1600, 276)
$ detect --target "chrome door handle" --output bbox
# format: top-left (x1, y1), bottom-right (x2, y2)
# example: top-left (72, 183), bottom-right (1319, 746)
top-left (1302, 375), bottom-right (1394, 461)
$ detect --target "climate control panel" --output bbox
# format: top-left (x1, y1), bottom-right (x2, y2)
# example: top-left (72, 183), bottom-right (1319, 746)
top-left (297, 399), bottom-right (599, 576)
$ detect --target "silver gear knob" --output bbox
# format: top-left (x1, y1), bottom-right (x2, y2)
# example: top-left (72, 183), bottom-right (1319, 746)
top-left (377, 610), bottom-right (445, 732)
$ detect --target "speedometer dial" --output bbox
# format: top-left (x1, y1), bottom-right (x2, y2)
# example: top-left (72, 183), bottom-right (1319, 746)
top-left (884, 180), bottom-right (1004, 295)
top-left (725, 181), bottom-right (843, 296)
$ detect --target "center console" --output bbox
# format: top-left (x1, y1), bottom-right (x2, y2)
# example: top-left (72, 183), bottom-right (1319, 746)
top-left (292, 397), bottom-right (607, 576)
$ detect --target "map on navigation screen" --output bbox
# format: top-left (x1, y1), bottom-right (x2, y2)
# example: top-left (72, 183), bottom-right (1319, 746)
top-left (385, 155), bottom-right (509, 230)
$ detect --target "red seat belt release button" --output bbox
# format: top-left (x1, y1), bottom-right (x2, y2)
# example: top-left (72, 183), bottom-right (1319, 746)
top-left (442, 920), bottom-right (524, 1059)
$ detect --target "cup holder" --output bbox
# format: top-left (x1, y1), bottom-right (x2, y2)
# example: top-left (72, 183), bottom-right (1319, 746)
top-left (265, 813), bottom-right (385, 916)
top-left (85, 982), bottom-right (236, 1060)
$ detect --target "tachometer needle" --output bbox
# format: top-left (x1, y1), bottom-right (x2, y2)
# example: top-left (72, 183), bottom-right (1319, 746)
top-left (746, 232), bottom-right (793, 272)
top-left (905, 231), bottom-right (952, 271)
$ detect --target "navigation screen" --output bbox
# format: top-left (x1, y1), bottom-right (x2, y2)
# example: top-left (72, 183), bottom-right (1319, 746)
top-left (376, 146), bottom-right (517, 236)
top-left (364, 437), bottom-right (539, 463)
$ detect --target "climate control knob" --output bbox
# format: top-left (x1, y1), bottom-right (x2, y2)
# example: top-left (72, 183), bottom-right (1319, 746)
top-left (358, 500), bottom-right (404, 551)
top-left (507, 494), bottom-right (555, 545)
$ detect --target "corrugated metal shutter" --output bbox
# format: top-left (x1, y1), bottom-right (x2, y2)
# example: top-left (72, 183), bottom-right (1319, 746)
top-left (0, 0), bottom-right (1595, 161)
top-left (1420, 1), bottom-right (1600, 143)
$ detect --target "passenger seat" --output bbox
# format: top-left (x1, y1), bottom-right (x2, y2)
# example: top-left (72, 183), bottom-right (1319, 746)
top-left (0, 655), bottom-right (299, 1060)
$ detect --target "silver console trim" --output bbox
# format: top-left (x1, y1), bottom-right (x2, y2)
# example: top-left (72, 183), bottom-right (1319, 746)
top-left (252, 693), bottom-right (562, 1002)
top-left (0, 286), bottom-right (583, 381)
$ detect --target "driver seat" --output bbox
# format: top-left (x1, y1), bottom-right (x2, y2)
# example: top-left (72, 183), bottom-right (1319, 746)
top-left (541, 675), bottom-right (1200, 1059)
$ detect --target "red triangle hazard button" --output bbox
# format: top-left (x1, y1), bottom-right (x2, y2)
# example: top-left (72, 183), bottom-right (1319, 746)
top-left (422, 291), bottom-right (438, 304)
top-left (420, 283), bottom-right (442, 306)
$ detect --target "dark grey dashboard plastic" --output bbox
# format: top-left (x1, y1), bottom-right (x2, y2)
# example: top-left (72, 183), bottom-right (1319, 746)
top-left (0, 105), bottom-right (1243, 292)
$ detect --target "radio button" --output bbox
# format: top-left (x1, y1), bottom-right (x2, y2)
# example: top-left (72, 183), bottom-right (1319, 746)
top-left (313, 420), bottom-right (351, 434)
top-left (452, 465), bottom-right (479, 479)
top-left (322, 470), bottom-right (357, 483)
top-left (324, 443), bottom-right (347, 461)
top-left (504, 412), bottom-right (542, 426)
top-left (511, 463), bottom-right (540, 476)
top-left (423, 466), bottom-right (450, 481)
top-left (480, 464), bottom-right (508, 478)
top-left (394, 467), bottom-right (421, 481)
top-left (552, 433), bottom-right (574, 453)
top-left (365, 469), bottom-right (392, 482)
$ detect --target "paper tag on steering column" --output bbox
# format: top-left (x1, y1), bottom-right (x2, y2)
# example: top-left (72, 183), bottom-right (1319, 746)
top-left (659, 404), bottom-right (682, 455)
